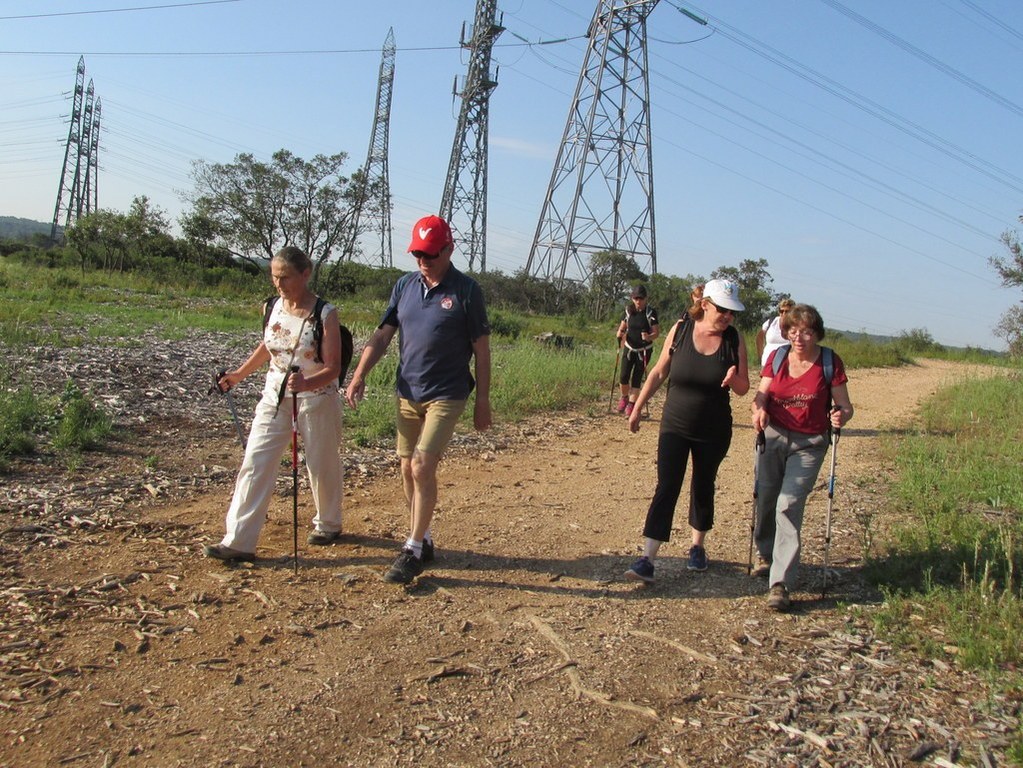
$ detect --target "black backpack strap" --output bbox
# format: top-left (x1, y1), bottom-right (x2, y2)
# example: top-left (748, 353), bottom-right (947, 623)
top-left (261, 295), bottom-right (278, 333)
top-left (723, 325), bottom-right (740, 367)
top-left (669, 316), bottom-right (690, 356)
top-left (311, 297), bottom-right (327, 362)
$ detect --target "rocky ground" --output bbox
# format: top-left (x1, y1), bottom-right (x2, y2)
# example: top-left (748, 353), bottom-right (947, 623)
top-left (0, 333), bottom-right (1018, 767)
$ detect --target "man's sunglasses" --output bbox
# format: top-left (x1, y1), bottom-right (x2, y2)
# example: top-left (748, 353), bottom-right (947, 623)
top-left (412, 250), bottom-right (442, 261)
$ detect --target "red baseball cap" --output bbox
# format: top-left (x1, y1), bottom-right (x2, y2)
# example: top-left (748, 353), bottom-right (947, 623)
top-left (408, 215), bottom-right (453, 256)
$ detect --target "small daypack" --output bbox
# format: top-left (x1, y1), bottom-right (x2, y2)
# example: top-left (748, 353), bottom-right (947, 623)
top-left (262, 295), bottom-right (355, 385)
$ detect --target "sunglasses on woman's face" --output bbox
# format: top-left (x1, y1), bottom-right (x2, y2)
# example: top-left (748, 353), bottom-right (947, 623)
top-left (708, 301), bottom-right (734, 316)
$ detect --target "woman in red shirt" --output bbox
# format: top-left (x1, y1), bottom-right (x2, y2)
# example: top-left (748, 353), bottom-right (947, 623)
top-left (750, 304), bottom-right (853, 611)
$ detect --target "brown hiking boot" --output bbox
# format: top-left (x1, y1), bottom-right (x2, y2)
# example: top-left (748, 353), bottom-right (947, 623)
top-left (767, 583), bottom-right (790, 611)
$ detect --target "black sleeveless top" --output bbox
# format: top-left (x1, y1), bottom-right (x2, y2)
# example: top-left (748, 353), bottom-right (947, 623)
top-left (660, 320), bottom-right (739, 439)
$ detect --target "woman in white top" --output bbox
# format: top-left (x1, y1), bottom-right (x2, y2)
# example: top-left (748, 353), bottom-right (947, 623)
top-left (756, 298), bottom-right (795, 369)
top-left (204, 246), bottom-right (345, 561)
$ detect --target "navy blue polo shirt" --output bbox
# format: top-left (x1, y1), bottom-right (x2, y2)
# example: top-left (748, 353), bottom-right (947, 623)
top-left (379, 266), bottom-right (490, 402)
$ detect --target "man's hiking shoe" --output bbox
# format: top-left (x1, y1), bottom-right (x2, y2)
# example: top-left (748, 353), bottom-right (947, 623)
top-left (203, 544), bottom-right (255, 563)
top-left (687, 545), bottom-right (708, 572)
top-left (307, 529), bottom-right (342, 546)
top-left (624, 556), bottom-right (655, 584)
top-left (616, 397), bottom-right (628, 413)
top-left (751, 556), bottom-right (771, 578)
top-left (624, 402), bottom-right (635, 417)
top-left (384, 548), bottom-right (424, 584)
top-left (767, 583), bottom-right (791, 611)
top-left (421, 538), bottom-right (435, 564)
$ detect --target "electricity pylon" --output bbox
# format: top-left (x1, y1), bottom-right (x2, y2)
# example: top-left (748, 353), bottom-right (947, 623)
top-left (83, 98), bottom-right (102, 215)
top-left (526, 0), bottom-right (659, 286)
top-left (439, 0), bottom-right (504, 271)
top-left (75, 80), bottom-right (96, 220)
top-left (343, 27), bottom-right (395, 267)
top-left (50, 57), bottom-right (86, 241)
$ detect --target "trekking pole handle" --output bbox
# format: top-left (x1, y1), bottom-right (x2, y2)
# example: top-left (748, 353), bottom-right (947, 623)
top-left (831, 405), bottom-right (843, 441)
top-left (211, 369), bottom-right (230, 395)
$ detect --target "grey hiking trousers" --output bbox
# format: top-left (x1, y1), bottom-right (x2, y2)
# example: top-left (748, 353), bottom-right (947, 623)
top-left (753, 423), bottom-right (829, 589)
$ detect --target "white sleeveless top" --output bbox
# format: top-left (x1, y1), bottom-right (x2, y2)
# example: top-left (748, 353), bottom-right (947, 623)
top-left (262, 299), bottom-right (338, 401)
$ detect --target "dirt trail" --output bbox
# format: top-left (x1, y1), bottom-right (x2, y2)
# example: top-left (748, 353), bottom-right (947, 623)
top-left (1, 359), bottom-right (1015, 767)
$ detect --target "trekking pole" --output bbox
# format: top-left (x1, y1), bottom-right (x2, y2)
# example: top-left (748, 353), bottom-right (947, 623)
top-left (821, 417), bottom-right (841, 598)
top-left (747, 430), bottom-right (766, 574)
top-left (211, 370), bottom-right (246, 449)
top-left (641, 348), bottom-right (652, 418)
top-left (608, 341), bottom-right (622, 412)
top-left (290, 367), bottom-right (300, 575)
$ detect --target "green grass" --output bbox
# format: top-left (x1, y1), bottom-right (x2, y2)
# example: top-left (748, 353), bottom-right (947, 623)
top-left (866, 371), bottom-right (1023, 754)
top-left (0, 369), bottom-right (113, 469)
top-left (345, 341), bottom-right (612, 446)
top-left (0, 369), bottom-right (49, 470)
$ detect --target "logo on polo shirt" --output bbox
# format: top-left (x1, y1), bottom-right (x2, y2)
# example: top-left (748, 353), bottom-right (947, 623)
top-left (441, 297), bottom-right (454, 310)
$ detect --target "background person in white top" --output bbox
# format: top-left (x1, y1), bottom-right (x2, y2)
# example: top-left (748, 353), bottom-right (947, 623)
top-left (756, 298), bottom-right (795, 369)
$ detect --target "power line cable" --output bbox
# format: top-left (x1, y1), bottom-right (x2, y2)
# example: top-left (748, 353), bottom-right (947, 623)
top-left (817, 0), bottom-right (1023, 118)
top-left (669, 2), bottom-right (1023, 196)
top-left (0, 0), bottom-right (242, 22)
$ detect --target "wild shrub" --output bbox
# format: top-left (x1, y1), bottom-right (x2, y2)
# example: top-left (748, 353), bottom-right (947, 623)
top-left (53, 381), bottom-right (113, 452)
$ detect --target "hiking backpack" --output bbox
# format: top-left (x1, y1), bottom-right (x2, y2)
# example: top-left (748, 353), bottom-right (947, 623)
top-left (262, 295), bottom-right (355, 385)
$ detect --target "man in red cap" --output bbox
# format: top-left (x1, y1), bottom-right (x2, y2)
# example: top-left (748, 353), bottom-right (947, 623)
top-left (346, 215), bottom-right (492, 584)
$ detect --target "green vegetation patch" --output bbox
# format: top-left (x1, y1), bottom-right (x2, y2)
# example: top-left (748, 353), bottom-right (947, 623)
top-left (868, 372), bottom-right (1023, 671)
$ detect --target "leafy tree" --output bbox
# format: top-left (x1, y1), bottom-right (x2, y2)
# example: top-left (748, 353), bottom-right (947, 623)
top-left (711, 258), bottom-right (776, 332)
top-left (588, 250), bottom-right (645, 320)
top-left (66, 209), bottom-right (127, 273)
top-left (646, 271), bottom-right (706, 323)
top-left (65, 196), bottom-right (175, 273)
top-left (185, 150), bottom-right (372, 279)
top-left (991, 228), bottom-right (1023, 356)
top-left (897, 328), bottom-right (942, 353)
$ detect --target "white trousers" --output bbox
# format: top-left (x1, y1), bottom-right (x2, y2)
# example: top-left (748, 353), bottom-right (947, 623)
top-left (221, 390), bottom-right (343, 553)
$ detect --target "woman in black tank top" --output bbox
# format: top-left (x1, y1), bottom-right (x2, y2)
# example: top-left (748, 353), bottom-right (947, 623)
top-left (622, 279), bottom-right (751, 585)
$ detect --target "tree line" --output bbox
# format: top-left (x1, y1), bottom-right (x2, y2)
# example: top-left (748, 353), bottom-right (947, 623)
top-left (8, 144), bottom-right (1021, 348)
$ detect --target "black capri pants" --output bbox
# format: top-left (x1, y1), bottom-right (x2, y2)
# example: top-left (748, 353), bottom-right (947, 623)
top-left (641, 428), bottom-right (732, 540)
top-left (619, 347), bottom-right (651, 389)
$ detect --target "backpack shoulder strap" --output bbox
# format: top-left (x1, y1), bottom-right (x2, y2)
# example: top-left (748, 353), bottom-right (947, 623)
top-left (261, 295), bottom-right (278, 332)
top-left (669, 316), bottom-right (690, 355)
top-left (311, 297), bottom-right (327, 362)
top-left (821, 346), bottom-right (834, 383)
top-left (723, 325), bottom-right (740, 366)
top-left (771, 344), bottom-right (791, 376)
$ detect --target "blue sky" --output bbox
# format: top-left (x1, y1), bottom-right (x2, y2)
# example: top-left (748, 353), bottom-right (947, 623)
top-left (2, 0), bottom-right (1022, 350)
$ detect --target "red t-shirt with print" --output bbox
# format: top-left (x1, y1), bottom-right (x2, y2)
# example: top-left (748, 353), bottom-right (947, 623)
top-left (761, 348), bottom-right (847, 435)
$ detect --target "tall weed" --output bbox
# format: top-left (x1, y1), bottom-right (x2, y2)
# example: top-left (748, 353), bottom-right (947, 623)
top-left (53, 381), bottom-right (113, 452)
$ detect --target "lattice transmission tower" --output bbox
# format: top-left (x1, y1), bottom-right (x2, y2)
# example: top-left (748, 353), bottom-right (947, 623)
top-left (526, 0), bottom-right (659, 286)
top-left (82, 98), bottom-right (102, 218)
top-left (343, 28), bottom-right (395, 267)
top-left (439, 0), bottom-right (504, 271)
top-left (75, 80), bottom-right (96, 221)
top-left (50, 57), bottom-right (86, 241)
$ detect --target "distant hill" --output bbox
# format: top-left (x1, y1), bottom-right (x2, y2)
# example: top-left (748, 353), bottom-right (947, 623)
top-left (0, 216), bottom-right (56, 241)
